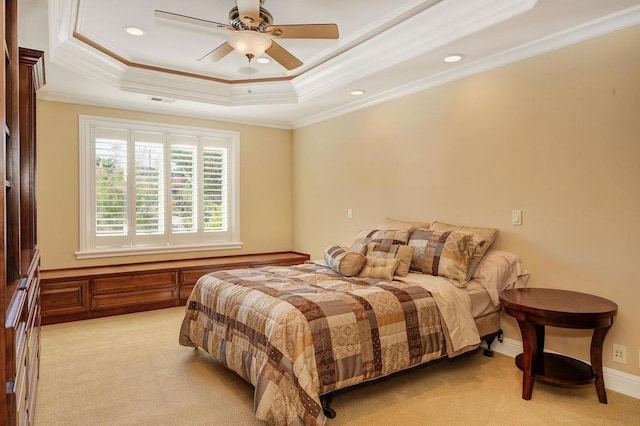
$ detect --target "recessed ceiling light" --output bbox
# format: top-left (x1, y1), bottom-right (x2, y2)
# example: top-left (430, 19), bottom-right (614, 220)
top-left (350, 90), bottom-right (366, 96)
top-left (256, 57), bottom-right (270, 64)
top-left (443, 54), bottom-right (464, 63)
top-left (124, 26), bottom-right (146, 36)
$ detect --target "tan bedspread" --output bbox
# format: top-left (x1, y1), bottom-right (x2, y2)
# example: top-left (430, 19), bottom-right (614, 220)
top-left (180, 263), bottom-right (474, 425)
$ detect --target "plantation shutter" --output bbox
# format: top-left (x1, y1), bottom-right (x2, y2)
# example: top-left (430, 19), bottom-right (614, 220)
top-left (134, 131), bottom-right (165, 238)
top-left (170, 136), bottom-right (198, 234)
top-left (94, 128), bottom-right (128, 237)
top-left (202, 141), bottom-right (227, 232)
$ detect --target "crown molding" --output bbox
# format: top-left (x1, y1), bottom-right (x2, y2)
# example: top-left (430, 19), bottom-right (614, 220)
top-left (37, 89), bottom-right (294, 130)
top-left (292, 4), bottom-right (640, 129)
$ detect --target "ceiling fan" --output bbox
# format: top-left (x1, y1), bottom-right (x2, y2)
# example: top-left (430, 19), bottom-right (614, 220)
top-left (154, 0), bottom-right (339, 70)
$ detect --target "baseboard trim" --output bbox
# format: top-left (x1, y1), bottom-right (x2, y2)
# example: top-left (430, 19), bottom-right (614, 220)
top-left (488, 337), bottom-right (640, 400)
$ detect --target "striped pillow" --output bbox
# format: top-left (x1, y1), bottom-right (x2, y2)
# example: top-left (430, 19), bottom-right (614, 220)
top-left (366, 243), bottom-right (414, 277)
top-left (350, 229), bottom-right (410, 252)
top-left (323, 245), bottom-right (366, 277)
top-left (408, 228), bottom-right (479, 287)
top-left (429, 222), bottom-right (499, 282)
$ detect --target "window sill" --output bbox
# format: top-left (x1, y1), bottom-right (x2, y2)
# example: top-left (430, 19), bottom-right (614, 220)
top-left (75, 241), bottom-right (244, 260)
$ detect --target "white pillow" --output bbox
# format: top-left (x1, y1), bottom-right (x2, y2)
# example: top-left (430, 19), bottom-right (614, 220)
top-left (471, 250), bottom-right (530, 305)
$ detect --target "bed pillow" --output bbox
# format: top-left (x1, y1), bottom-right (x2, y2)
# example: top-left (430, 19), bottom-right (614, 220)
top-left (366, 243), bottom-right (414, 277)
top-left (408, 228), bottom-right (479, 287)
top-left (351, 229), bottom-right (410, 252)
top-left (358, 257), bottom-right (400, 281)
top-left (429, 221), bottom-right (498, 282)
top-left (376, 218), bottom-right (430, 231)
top-left (471, 250), bottom-right (531, 305)
top-left (323, 245), bottom-right (366, 277)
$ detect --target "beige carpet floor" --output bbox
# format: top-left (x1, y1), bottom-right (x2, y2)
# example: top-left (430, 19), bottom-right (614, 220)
top-left (35, 307), bottom-right (640, 425)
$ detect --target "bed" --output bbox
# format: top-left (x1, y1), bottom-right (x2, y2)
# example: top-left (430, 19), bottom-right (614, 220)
top-left (179, 222), bottom-right (529, 425)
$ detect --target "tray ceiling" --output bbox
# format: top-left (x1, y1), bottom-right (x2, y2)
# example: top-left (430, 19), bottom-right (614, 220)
top-left (18, 0), bottom-right (640, 128)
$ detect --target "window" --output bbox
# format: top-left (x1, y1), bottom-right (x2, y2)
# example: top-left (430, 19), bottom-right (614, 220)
top-left (78, 116), bottom-right (241, 258)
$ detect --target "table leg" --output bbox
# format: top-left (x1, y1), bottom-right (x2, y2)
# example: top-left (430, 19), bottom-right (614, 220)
top-left (591, 322), bottom-right (613, 404)
top-left (516, 319), bottom-right (539, 400)
top-left (536, 323), bottom-right (545, 357)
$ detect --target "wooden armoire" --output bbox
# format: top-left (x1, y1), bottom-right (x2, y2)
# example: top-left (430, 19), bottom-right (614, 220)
top-left (2, 0), bottom-right (45, 423)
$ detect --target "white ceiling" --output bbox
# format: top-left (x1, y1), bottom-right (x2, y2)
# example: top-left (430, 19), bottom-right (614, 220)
top-left (18, 0), bottom-right (640, 129)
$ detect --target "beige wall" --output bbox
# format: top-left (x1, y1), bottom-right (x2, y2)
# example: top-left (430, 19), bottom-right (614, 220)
top-left (292, 25), bottom-right (640, 375)
top-left (36, 101), bottom-right (293, 269)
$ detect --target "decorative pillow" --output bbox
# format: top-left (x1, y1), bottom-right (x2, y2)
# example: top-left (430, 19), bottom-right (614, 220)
top-left (358, 257), bottom-right (400, 281)
top-left (366, 243), bottom-right (414, 277)
top-left (376, 218), bottom-right (430, 231)
top-left (408, 228), bottom-right (479, 287)
top-left (429, 221), bottom-right (499, 282)
top-left (323, 245), bottom-right (366, 277)
top-left (351, 229), bottom-right (410, 252)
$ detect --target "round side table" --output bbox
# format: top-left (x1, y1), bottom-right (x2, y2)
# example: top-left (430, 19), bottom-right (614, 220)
top-left (499, 288), bottom-right (617, 404)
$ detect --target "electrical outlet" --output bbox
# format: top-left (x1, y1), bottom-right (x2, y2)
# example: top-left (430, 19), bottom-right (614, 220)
top-left (613, 344), bottom-right (626, 364)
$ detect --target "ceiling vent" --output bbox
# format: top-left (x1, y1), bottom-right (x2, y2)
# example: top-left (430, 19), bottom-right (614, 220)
top-left (147, 96), bottom-right (177, 103)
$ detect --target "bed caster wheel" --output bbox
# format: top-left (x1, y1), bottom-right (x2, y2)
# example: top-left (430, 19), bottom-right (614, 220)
top-left (323, 407), bottom-right (336, 419)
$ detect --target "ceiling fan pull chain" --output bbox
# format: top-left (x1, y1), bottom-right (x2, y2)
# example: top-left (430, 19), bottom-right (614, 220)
top-left (247, 54), bottom-right (254, 94)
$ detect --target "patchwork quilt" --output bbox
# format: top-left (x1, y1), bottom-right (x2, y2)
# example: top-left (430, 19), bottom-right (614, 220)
top-left (179, 263), bottom-right (450, 425)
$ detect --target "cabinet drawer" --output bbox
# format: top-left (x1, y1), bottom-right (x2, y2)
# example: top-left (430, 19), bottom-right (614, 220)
top-left (27, 306), bottom-right (39, 356)
top-left (27, 278), bottom-right (40, 311)
top-left (179, 285), bottom-right (195, 302)
top-left (92, 288), bottom-right (177, 310)
top-left (180, 268), bottom-right (228, 285)
top-left (41, 280), bottom-right (90, 316)
top-left (15, 320), bottom-right (27, 373)
top-left (249, 260), bottom-right (303, 267)
top-left (93, 272), bottom-right (177, 293)
top-left (15, 349), bottom-right (27, 426)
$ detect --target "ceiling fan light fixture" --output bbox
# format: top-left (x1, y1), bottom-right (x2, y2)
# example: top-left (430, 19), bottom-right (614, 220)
top-left (228, 30), bottom-right (272, 58)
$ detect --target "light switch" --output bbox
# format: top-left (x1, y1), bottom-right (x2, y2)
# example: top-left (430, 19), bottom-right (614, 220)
top-left (347, 208), bottom-right (353, 219)
top-left (512, 210), bottom-right (522, 226)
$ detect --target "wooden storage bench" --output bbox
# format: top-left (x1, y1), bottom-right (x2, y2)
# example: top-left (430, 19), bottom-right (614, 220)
top-left (40, 252), bottom-right (310, 324)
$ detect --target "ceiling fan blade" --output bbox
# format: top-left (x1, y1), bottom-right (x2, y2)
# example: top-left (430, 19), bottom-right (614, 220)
top-left (267, 24), bottom-right (339, 39)
top-left (236, 0), bottom-right (261, 28)
top-left (154, 10), bottom-right (232, 31)
top-left (265, 41), bottom-right (303, 70)
top-left (198, 42), bottom-right (234, 62)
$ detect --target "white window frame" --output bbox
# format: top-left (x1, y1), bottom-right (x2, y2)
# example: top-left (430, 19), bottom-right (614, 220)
top-left (77, 115), bottom-right (241, 259)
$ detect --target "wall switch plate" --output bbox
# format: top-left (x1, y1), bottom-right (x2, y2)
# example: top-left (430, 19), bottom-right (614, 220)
top-left (347, 208), bottom-right (353, 219)
top-left (511, 210), bottom-right (522, 226)
top-left (613, 344), bottom-right (626, 364)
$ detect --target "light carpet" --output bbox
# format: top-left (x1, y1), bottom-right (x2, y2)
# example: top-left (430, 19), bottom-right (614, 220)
top-left (35, 307), bottom-right (640, 425)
